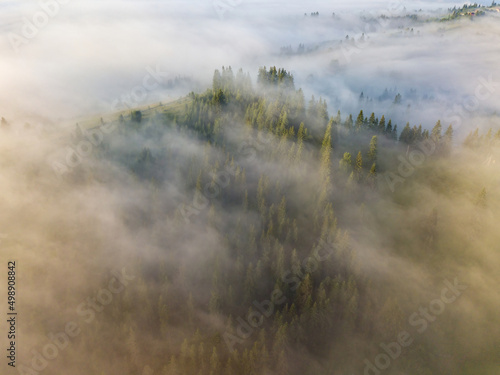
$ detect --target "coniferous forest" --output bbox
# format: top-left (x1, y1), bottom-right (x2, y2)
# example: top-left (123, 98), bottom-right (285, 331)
top-left (4, 65), bottom-right (495, 375)
top-left (1, 2), bottom-right (500, 375)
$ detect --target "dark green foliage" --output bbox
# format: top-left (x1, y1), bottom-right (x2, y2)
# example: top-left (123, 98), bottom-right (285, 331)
top-left (131, 110), bottom-right (143, 123)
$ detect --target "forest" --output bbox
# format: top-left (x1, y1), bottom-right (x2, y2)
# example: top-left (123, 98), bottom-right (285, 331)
top-left (2, 0), bottom-right (500, 373)
top-left (15, 65), bottom-right (495, 375)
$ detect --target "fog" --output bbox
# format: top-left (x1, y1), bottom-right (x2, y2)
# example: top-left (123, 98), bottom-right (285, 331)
top-left (1, 1), bottom-right (499, 374)
top-left (1, 0), bottom-right (499, 135)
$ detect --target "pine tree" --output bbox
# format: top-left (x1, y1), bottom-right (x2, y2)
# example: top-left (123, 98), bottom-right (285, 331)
top-left (464, 128), bottom-right (479, 148)
top-left (355, 151), bottom-right (363, 182)
top-left (392, 124), bottom-right (398, 140)
top-left (317, 98), bottom-right (329, 124)
top-left (442, 124), bottom-right (453, 155)
top-left (295, 273), bottom-right (313, 311)
top-left (339, 152), bottom-right (352, 173)
top-left (272, 324), bottom-right (288, 359)
top-left (213, 69), bottom-right (222, 91)
top-left (366, 163), bottom-right (377, 190)
top-left (295, 122), bottom-right (305, 163)
top-left (399, 123), bottom-right (412, 144)
top-left (385, 119), bottom-right (392, 135)
top-left (355, 110), bottom-right (364, 132)
top-left (368, 112), bottom-right (377, 130)
top-left (378, 115), bottom-right (386, 133)
top-left (277, 110), bottom-right (289, 135)
top-left (209, 347), bottom-right (220, 375)
top-left (295, 88), bottom-right (306, 119)
top-left (485, 128), bottom-right (493, 144)
top-left (495, 129), bottom-right (500, 142)
top-left (444, 124), bottom-right (453, 143)
top-left (344, 114), bottom-right (353, 133)
top-left (431, 120), bottom-right (442, 142)
top-left (368, 136), bottom-right (378, 164)
top-left (334, 110), bottom-right (342, 125)
top-left (308, 95), bottom-right (318, 118)
top-left (275, 195), bottom-right (285, 229)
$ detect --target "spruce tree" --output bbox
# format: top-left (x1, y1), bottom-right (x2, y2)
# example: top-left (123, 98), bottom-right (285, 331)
top-left (355, 110), bottom-right (364, 132)
top-left (378, 115), bottom-right (386, 133)
top-left (368, 112), bottom-right (377, 130)
top-left (355, 151), bottom-right (363, 182)
top-left (431, 120), bottom-right (442, 142)
top-left (399, 123), bottom-right (412, 144)
top-left (385, 119), bottom-right (392, 135)
top-left (339, 152), bottom-right (352, 173)
top-left (344, 114), bottom-right (353, 133)
top-left (368, 135), bottom-right (378, 164)
top-left (366, 163), bottom-right (377, 189)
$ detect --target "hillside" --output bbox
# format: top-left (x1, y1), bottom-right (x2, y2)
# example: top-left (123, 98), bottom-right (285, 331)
top-left (19, 65), bottom-right (498, 375)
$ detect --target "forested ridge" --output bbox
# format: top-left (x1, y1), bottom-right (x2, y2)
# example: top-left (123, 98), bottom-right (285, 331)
top-left (14, 66), bottom-right (500, 375)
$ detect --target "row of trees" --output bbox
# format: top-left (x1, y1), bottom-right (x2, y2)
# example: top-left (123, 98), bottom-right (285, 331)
top-left (463, 127), bottom-right (500, 149)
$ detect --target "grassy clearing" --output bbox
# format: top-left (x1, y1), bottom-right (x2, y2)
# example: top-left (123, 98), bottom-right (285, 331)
top-left (70, 96), bottom-right (192, 130)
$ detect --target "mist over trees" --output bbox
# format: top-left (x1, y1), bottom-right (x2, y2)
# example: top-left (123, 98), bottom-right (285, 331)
top-left (1, 64), bottom-right (495, 375)
top-left (1, 1), bottom-right (500, 375)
